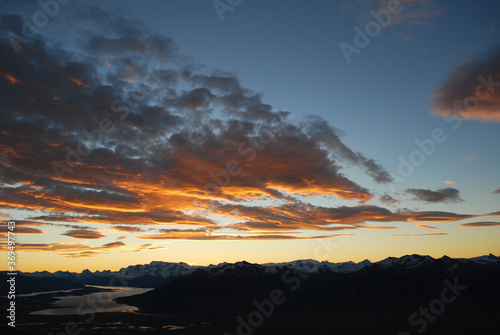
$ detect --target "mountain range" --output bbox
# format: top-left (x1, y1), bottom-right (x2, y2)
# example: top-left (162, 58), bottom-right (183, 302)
top-left (114, 254), bottom-right (500, 334)
top-left (10, 253), bottom-right (500, 292)
top-left (115, 254), bottom-right (500, 313)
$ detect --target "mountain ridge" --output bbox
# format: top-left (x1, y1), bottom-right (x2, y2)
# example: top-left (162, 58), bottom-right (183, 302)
top-left (15, 254), bottom-right (500, 290)
top-left (115, 252), bottom-right (500, 321)
top-left (23, 253), bottom-right (500, 276)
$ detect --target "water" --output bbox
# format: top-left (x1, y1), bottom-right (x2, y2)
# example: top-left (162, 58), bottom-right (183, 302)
top-left (30, 285), bottom-right (153, 315)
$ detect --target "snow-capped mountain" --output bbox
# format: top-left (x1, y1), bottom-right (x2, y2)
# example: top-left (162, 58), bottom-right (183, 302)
top-left (22, 254), bottom-right (500, 288)
top-left (466, 253), bottom-right (500, 264)
top-left (262, 259), bottom-right (373, 274)
top-left (26, 261), bottom-right (197, 288)
top-left (114, 261), bottom-right (195, 278)
top-left (374, 254), bottom-right (435, 269)
top-left (117, 253), bottom-right (500, 321)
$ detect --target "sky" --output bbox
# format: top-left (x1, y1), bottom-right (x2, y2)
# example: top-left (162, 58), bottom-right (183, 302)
top-left (0, 0), bottom-right (499, 272)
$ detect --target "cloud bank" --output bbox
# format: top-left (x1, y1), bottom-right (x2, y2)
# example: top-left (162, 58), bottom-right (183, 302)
top-left (0, 3), bottom-right (492, 257)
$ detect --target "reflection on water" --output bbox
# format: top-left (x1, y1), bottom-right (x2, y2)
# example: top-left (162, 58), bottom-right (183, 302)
top-left (18, 288), bottom-right (81, 297)
top-left (31, 286), bottom-right (153, 316)
top-left (163, 325), bottom-right (186, 330)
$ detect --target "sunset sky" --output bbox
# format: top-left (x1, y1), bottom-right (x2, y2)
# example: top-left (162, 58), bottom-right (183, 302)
top-left (1, 0), bottom-right (499, 272)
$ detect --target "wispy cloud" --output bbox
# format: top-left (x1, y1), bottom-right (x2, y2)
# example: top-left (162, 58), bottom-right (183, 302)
top-left (0, 210), bottom-right (13, 220)
top-left (138, 230), bottom-right (357, 241)
top-left (375, 0), bottom-right (442, 40)
top-left (0, 239), bottom-right (128, 258)
top-left (389, 233), bottom-right (448, 237)
top-left (460, 221), bottom-right (500, 227)
top-left (120, 243), bottom-right (168, 253)
top-left (416, 224), bottom-right (438, 229)
top-left (379, 0), bottom-right (442, 27)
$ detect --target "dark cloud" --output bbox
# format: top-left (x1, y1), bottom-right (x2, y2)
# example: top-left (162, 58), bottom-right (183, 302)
top-left (28, 214), bottom-right (115, 225)
top-left (431, 45), bottom-right (500, 122)
top-left (60, 229), bottom-right (106, 239)
top-left (0, 4), bottom-right (487, 248)
top-left (380, 194), bottom-right (399, 205)
top-left (301, 115), bottom-right (392, 184)
top-left (406, 187), bottom-right (463, 203)
top-left (212, 201), bottom-right (473, 232)
top-left (101, 241), bottom-right (126, 248)
top-left (0, 225), bottom-right (45, 238)
top-left (0, 5), bottom-right (392, 232)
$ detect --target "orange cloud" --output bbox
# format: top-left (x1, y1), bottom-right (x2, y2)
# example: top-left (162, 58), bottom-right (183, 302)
top-left (406, 214), bottom-right (468, 222)
top-left (0, 4), bottom-right (494, 258)
top-left (460, 222), bottom-right (500, 227)
top-left (13, 242), bottom-right (91, 252)
top-left (0, 239), bottom-right (127, 257)
top-left (354, 224), bottom-right (398, 230)
top-left (432, 46), bottom-right (500, 123)
top-left (137, 229), bottom-right (357, 241)
top-left (120, 243), bottom-right (168, 253)
top-left (416, 224), bottom-right (438, 229)
top-left (63, 251), bottom-right (107, 258)
top-left (0, 72), bottom-right (21, 85)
